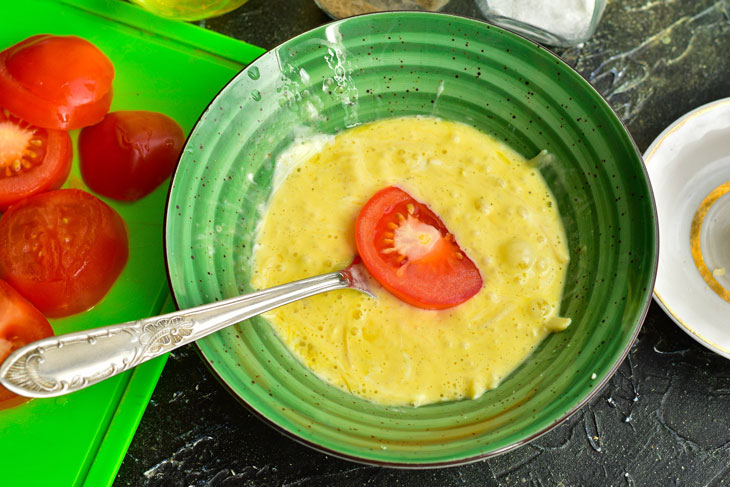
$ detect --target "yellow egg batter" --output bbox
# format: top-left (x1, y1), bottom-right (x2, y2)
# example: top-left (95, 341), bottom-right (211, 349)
top-left (251, 116), bottom-right (570, 406)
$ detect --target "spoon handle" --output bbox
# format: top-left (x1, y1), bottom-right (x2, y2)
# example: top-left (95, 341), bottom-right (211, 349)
top-left (0, 270), bottom-right (350, 398)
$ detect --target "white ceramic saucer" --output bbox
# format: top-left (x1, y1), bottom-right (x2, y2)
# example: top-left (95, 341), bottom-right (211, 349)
top-left (644, 98), bottom-right (730, 359)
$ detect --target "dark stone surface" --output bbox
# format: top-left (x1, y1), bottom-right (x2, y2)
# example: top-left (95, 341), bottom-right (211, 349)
top-left (115, 1), bottom-right (730, 485)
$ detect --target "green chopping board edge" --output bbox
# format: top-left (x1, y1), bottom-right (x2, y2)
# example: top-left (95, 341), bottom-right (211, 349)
top-left (0, 1), bottom-right (264, 486)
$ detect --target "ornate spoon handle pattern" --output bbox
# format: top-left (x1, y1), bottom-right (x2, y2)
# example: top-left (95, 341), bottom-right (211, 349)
top-left (0, 267), bottom-right (366, 398)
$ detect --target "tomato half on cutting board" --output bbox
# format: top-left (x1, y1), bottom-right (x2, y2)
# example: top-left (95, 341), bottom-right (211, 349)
top-left (0, 189), bottom-right (129, 317)
top-left (0, 279), bottom-right (54, 410)
top-left (355, 186), bottom-right (483, 310)
top-left (0, 109), bottom-right (72, 211)
top-left (79, 110), bottom-right (184, 201)
top-left (0, 34), bottom-right (114, 130)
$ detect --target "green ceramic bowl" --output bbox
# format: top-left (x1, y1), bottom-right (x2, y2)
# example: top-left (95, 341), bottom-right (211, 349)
top-left (165, 12), bottom-right (657, 466)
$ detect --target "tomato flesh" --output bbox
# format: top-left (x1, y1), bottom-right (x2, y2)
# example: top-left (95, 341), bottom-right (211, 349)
top-left (0, 189), bottom-right (129, 317)
top-left (0, 108), bottom-right (72, 211)
top-left (79, 111), bottom-right (184, 201)
top-left (0, 279), bottom-right (54, 410)
top-left (355, 186), bottom-right (483, 310)
top-left (0, 35), bottom-right (114, 130)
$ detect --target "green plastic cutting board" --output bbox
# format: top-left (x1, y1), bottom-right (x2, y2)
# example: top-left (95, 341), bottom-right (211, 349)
top-left (0, 1), bottom-right (263, 486)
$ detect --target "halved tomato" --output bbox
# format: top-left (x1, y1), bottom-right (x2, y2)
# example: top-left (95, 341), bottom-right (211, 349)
top-left (0, 108), bottom-right (72, 211)
top-left (0, 35), bottom-right (114, 130)
top-left (0, 189), bottom-right (129, 317)
top-left (355, 186), bottom-right (483, 310)
top-left (79, 111), bottom-right (184, 201)
top-left (0, 279), bottom-right (54, 410)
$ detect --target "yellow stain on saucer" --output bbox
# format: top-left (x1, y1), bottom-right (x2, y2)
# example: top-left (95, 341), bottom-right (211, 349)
top-left (251, 116), bottom-right (570, 406)
top-left (689, 181), bottom-right (730, 304)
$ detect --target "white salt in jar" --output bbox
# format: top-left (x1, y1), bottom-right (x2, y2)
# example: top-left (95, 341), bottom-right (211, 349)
top-left (475, 0), bottom-right (607, 47)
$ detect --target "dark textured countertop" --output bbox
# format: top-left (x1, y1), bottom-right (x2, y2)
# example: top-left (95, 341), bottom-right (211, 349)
top-left (115, 1), bottom-right (730, 485)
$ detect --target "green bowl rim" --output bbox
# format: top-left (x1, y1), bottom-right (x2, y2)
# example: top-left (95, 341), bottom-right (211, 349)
top-left (162, 10), bottom-right (659, 468)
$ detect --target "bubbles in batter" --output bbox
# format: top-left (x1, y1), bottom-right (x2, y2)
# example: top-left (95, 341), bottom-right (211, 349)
top-left (251, 116), bottom-right (570, 406)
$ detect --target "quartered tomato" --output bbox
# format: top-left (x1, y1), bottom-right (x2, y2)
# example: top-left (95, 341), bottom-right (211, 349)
top-left (0, 189), bottom-right (129, 317)
top-left (0, 279), bottom-right (54, 410)
top-left (0, 108), bottom-right (72, 211)
top-left (355, 186), bottom-right (483, 310)
top-left (79, 111), bottom-right (184, 201)
top-left (0, 34), bottom-right (114, 130)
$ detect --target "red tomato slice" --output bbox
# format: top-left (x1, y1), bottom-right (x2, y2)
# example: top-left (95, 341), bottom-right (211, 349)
top-left (355, 186), bottom-right (483, 310)
top-left (0, 279), bottom-right (54, 410)
top-left (0, 35), bottom-right (114, 130)
top-left (79, 111), bottom-right (184, 201)
top-left (0, 108), bottom-right (72, 211)
top-left (0, 189), bottom-right (129, 317)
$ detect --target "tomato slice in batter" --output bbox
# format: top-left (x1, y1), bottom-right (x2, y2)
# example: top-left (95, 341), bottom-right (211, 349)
top-left (355, 186), bottom-right (483, 310)
top-left (0, 279), bottom-right (54, 410)
top-left (0, 108), bottom-right (72, 211)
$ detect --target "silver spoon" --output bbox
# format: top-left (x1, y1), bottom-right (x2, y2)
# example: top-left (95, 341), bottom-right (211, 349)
top-left (0, 261), bottom-right (372, 399)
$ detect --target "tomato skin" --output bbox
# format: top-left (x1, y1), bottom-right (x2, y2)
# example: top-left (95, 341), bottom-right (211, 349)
top-left (0, 279), bottom-right (54, 410)
top-left (355, 186), bottom-right (483, 310)
top-left (0, 189), bottom-right (129, 317)
top-left (0, 35), bottom-right (114, 130)
top-left (79, 111), bottom-right (184, 201)
top-left (0, 109), bottom-right (72, 211)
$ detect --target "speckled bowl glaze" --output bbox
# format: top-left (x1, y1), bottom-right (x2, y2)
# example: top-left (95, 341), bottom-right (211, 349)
top-left (165, 12), bottom-right (657, 466)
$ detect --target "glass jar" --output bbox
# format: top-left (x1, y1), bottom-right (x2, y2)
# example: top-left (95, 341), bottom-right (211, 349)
top-left (475, 0), bottom-right (607, 47)
top-left (315, 0), bottom-right (449, 19)
top-left (128, 0), bottom-right (249, 21)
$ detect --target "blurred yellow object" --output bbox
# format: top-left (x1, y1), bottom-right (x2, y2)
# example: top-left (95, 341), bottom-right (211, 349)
top-left (129, 0), bottom-right (249, 20)
top-left (315, 0), bottom-right (448, 19)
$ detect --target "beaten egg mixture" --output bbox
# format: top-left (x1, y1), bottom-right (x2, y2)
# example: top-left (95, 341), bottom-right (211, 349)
top-left (251, 117), bottom-right (570, 406)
